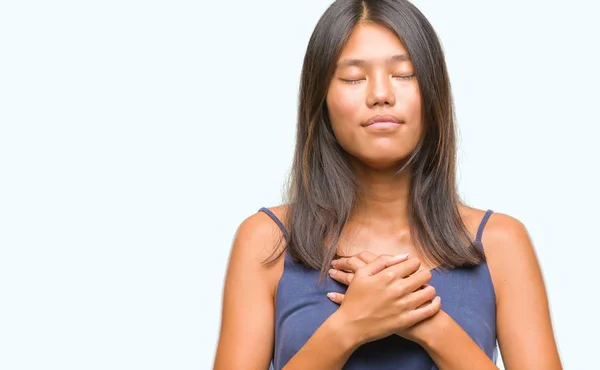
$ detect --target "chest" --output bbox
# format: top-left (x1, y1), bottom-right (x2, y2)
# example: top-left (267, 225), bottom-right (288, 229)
top-left (271, 259), bottom-right (498, 369)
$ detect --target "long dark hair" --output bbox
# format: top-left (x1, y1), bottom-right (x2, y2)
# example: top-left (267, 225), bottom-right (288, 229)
top-left (269, 0), bottom-right (485, 279)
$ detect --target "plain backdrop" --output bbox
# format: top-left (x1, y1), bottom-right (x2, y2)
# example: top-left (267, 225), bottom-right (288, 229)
top-left (1, 0), bottom-right (599, 369)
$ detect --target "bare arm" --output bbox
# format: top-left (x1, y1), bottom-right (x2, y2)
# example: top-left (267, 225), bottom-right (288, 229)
top-left (214, 210), bottom-right (361, 370)
top-left (213, 212), bottom-right (281, 369)
top-left (418, 311), bottom-right (498, 369)
top-left (281, 312), bottom-right (360, 370)
top-left (485, 213), bottom-right (562, 369)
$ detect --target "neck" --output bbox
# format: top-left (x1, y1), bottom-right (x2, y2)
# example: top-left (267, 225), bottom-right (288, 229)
top-left (348, 164), bottom-right (412, 233)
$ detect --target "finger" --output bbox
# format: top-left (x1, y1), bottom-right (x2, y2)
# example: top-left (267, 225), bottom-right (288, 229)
top-left (405, 296), bottom-right (441, 324)
top-left (328, 269), bottom-right (354, 285)
top-left (326, 292), bottom-right (344, 305)
top-left (359, 254), bottom-right (409, 276)
top-left (415, 299), bottom-right (433, 310)
top-left (402, 269), bottom-right (434, 292)
top-left (355, 250), bottom-right (378, 264)
top-left (404, 284), bottom-right (437, 309)
top-left (332, 255), bottom-right (367, 273)
top-left (377, 257), bottom-right (421, 280)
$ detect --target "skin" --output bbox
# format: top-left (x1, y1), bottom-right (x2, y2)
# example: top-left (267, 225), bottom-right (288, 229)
top-left (214, 22), bottom-right (562, 369)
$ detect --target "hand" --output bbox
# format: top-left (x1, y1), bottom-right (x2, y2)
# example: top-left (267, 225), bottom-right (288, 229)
top-left (328, 251), bottom-right (441, 343)
top-left (328, 252), bottom-right (441, 346)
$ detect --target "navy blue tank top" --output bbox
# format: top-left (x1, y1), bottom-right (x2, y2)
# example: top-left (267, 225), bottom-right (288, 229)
top-left (259, 207), bottom-right (497, 369)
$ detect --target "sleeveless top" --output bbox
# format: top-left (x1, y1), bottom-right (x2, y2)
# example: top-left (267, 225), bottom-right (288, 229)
top-left (259, 207), bottom-right (498, 370)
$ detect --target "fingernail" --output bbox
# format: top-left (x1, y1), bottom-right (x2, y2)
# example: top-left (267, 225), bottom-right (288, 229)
top-left (393, 253), bottom-right (409, 260)
top-left (331, 259), bottom-right (338, 266)
top-left (327, 292), bottom-right (336, 299)
top-left (328, 269), bottom-right (337, 276)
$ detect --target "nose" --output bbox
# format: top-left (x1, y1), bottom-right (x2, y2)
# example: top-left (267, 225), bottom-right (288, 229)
top-left (366, 73), bottom-right (396, 107)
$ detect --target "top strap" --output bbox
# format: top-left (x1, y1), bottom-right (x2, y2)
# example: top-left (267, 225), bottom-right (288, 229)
top-left (475, 209), bottom-right (494, 245)
top-left (258, 207), bottom-right (289, 241)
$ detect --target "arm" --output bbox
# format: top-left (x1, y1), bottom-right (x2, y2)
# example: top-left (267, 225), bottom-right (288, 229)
top-left (281, 311), bottom-right (360, 370)
top-left (417, 213), bottom-right (562, 369)
top-left (213, 212), bottom-right (281, 369)
top-left (485, 213), bottom-right (562, 369)
top-left (213, 210), bottom-right (361, 370)
top-left (417, 311), bottom-right (498, 369)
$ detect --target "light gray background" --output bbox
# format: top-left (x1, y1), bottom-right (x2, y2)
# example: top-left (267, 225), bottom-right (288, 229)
top-left (1, 0), bottom-right (598, 369)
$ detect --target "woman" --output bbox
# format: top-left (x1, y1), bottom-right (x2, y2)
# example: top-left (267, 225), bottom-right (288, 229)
top-left (214, 0), bottom-right (562, 369)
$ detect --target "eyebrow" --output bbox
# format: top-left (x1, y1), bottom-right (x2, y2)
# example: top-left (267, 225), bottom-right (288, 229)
top-left (337, 54), bottom-right (410, 67)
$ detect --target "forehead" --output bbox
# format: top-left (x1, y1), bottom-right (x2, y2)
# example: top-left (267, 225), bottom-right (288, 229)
top-left (337, 22), bottom-right (409, 61)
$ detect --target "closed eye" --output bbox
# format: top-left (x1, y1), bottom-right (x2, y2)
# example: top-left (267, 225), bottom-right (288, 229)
top-left (393, 74), bottom-right (416, 80)
top-left (340, 78), bottom-right (365, 84)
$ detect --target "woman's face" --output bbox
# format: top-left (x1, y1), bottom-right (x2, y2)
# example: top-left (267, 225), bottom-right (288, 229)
top-left (326, 23), bottom-right (423, 171)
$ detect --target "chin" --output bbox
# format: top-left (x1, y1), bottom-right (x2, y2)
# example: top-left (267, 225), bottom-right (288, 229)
top-left (350, 153), bottom-right (411, 172)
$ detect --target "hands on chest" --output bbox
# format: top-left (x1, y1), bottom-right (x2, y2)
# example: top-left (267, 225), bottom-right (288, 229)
top-left (326, 250), bottom-right (446, 346)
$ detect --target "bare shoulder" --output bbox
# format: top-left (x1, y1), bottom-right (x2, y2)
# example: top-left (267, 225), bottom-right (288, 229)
top-left (233, 205), bottom-right (289, 261)
top-left (228, 205), bottom-right (290, 292)
top-left (458, 205), bottom-right (529, 248)
top-left (477, 209), bottom-right (532, 263)
top-left (468, 208), bottom-right (540, 305)
top-left (481, 211), bottom-right (530, 247)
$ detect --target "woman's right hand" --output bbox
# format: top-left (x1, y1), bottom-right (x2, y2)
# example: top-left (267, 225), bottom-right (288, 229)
top-left (332, 254), bottom-right (441, 345)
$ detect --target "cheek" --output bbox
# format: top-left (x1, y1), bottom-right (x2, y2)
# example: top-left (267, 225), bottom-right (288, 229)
top-left (407, 86), bottom-right (422, 120)
top-left (326, 86), bottom-right (363, 142)
top-left (397, 85), bottom-right (423, 140)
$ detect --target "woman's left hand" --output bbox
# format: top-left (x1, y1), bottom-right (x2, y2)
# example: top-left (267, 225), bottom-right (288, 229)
top-left (328, 250), bottom-right (446, 344)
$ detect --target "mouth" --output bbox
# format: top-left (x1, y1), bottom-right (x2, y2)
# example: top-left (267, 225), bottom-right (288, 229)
top-left (362, 114), bottom-right (404, 129)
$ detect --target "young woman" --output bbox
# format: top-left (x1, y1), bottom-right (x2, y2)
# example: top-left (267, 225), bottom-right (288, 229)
top-left (214, 0), bottom-right (562, 369)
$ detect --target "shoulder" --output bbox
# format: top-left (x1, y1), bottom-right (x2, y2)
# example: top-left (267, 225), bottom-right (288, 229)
top-left (227, 205), bottom-right (290, 295)
top-left (481, 211), bottom-right (530, 247)
top-left (234, 205), bottom-right (289, 258)
top-left (458, 206), bottom-right (528, 246)
top-left (475, 210), bottom-right (539, 304)
top-left (478, 210), bottom-right (532, 261)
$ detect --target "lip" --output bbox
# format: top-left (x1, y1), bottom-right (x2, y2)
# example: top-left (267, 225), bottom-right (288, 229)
top-left (362, 114), bottom-right (404, 127)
